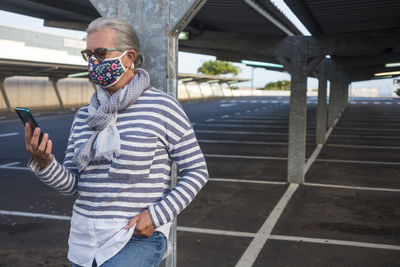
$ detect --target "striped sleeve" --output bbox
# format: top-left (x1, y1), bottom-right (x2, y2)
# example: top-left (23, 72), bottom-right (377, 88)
top-left (148, 126), bottom-right (209, 228)
top-left (28, 113), bottom-right (80, 196)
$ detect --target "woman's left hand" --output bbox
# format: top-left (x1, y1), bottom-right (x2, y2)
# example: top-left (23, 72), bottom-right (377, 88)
top-left (125, 209), bottom-right (155, 237)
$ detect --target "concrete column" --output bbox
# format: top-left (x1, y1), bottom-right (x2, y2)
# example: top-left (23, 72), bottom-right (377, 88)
top-left (287, 73), bottom-right (308, 182)
top-left (0, 76), bottom-right (11, 111)
top-left (89, 1), bottom-right (207, 266)
top-left (49, 77), bottom-right (64, 109)
top-left (328, 78), bottom-right (340, 128)
top-left (183, 82), bottom-right (191, 99)
top-left (197, 82), bottom-right (204, 98)
top-left (315, 63), bottom-right (328, 144)
top-left (218, 82), bottom-right (225, 97)
top-left (89, 79), bottom-right (97, 92)
top-left (317, 79), bottom-right (328, 140)
top-left (275, 36), bottom-right (324, 183)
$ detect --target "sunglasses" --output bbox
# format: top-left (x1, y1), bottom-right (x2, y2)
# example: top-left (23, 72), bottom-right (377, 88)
top-left (81, 48), bottom-right (122, 61)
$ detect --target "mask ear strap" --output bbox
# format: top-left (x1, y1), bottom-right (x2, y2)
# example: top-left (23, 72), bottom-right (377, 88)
top-left (130, 62), bottom-right (135, 70)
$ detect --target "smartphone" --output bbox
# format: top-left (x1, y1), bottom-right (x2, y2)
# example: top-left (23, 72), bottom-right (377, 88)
top-left (15, 107), bottom-right (44, 144)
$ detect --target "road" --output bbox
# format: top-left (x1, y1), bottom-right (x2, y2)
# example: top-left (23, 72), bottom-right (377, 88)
top-left (0, 96), bottom-right (399, 266)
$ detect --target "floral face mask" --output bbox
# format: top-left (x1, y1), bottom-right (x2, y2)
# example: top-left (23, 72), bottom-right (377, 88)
top-left (88, 51), bottom-right (133, 88)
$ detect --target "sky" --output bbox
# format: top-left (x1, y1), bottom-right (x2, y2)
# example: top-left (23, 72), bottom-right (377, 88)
top-left (0, 9), bottom-right (394, 96)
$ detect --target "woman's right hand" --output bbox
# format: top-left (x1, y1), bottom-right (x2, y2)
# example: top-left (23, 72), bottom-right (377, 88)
top-left (25, 123), bottom-right (53, 170)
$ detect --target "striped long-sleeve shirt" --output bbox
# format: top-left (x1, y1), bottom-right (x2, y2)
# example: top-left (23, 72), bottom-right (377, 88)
top-left (29, 87), bottom-right (208, 266)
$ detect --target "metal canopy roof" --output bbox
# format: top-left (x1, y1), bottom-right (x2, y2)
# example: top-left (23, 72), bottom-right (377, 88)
top-left (0, 59), bottom-right (87, 78)
top-left (1, 0), bottom-right (399, 81)
top-left (283, 0), bottom-right (400, 81)
top-left (178, 73), bottom-right (249, 84)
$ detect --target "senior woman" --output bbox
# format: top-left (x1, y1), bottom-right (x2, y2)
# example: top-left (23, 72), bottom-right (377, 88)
top-left (25, 17), bottom-right (208, 267)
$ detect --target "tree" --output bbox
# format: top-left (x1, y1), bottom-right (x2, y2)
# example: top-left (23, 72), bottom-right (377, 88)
top-left (261, 80), bottom-right (291, 90)
top-left (395, 88), bottom-right (400, 96)
top-left (197, 60), bottom-right (240, 76)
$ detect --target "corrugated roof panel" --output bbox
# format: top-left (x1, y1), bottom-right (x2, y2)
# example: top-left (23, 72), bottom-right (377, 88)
top-left (189, 0), bottom-right (295, 35)
top-left (285, 0), bottom-right (400, 34)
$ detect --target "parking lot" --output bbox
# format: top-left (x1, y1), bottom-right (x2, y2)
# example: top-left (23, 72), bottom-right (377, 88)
top-left (0, 96), bottom-right (399, 266)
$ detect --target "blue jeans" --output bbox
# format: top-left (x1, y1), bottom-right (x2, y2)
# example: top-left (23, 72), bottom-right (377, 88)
top-left (72, 231), bottom-right (167, 267)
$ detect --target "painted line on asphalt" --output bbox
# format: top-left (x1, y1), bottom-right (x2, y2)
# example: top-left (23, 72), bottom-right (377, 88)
top-left (204, 154), bottom-right (287, 160)
top-left (332, 134), bottom-right (400, 140)
top-left (198, 139), bottom-right (289, 145)
top-left (209, 178), bottom-right (287, 185)
top-left (335, 127), bottom-right (400, 132)
top-left (0, 164), bottom-right (30, 170)
top-left (196, 130), bottom-right (295, 136)
top-left (2, 209), bottom-right (400, 251)
top-left (0, 132), bottom-right (19, 138)
top-left (303, 182), bottom-right (400, 193)
top-left (0, 210), bottom-right (71, 220)
top-left (304, 144), bottom-right (322, 175)
top-left (214, 119), bottom-right (298, 124)
top-left (325, 144), bottom-right (400, 150)
top-left (221, 115), bottom-right (230, 119)
top-left (205, 118), bottom-right (215, 122)
top-left (220, 103), bottom-right (237, 108)
top-left (0, 162), bottom-right (21, 167)
top-left (205, 153), bottom-right (400, 166)
top-left (269, 235), bottom-right (400, 251)
top-left (194, 123), bottom-right (290, 129)
top-left (178, 226), bottom-right (256, 238)
top-left (316, 158), bottom-right (400, 166)
top-left (236, 183), bottom-right (299, 267)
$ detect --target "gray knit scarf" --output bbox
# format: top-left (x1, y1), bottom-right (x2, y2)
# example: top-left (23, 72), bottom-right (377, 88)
top-left (72, 68), bottom-right (150, 172)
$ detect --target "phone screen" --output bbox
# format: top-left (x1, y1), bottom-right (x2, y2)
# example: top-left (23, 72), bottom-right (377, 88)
top-left (15, 107), bottom-right (43, 143)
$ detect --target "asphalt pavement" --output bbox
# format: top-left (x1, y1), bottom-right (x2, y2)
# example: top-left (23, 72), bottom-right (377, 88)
top-left (0, 96), bottom-right (399, 267)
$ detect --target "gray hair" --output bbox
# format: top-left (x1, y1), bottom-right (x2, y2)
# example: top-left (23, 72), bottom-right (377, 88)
top-left (86, 17), bottom-right (144, 67)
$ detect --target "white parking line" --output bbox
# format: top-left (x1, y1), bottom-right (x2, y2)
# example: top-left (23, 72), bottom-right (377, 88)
top-left (236, 183), bottom-right (299, 267)
top-left (178, 226), bottom-right (256, 238)
top-left (194, 123), bottom-right (289, 129)
top-left (221, 115), bottom-right (229, 119)
top-left (220, 103), bottom-right (236, 107)
top-left (269, 235), bottom-right (400, 251)
top-left (209, 178), bottom-right (287, 185)
top-left (205, 118), bottom-right (215, 122)
top-left (0, 166), bottom-right (29, 170)
top-left (196, 130), bottom-right (294, 136)
top-left (204, 154), bottom-right (287, 160)
top-left (2, 209), bottom-right (399, 252)
top-left (316, 158), bottom-right (400, 166)
top-left (0, 132), bottom-right (19, 138)
top-left (0, 210), bottom-right (71, 220)
top-left (335, 127), bottom-right (400, 132)
top-left (205, 153), bottom-right (400, 166)
top-left (325, 144), bottom-right (400, 150)
top-left (303, 182), bottom-right (400, 193)
top-left (0, 162), bottom-right (20, 167)
top-left (198, 139), bottom-right (289, 145)
top-left (304, 144), bottom-right (323, 175)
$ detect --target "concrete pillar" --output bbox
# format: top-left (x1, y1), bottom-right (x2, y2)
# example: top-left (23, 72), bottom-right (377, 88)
top-left (89, 79), bottom-right (97, 92)
top-left (218, 82), bottom-right (225, 97)
top-left (287, 73), bottom-right (308, 182)
top-left (197, 82), bottom-right (204, 98)
top-left (49, 77), bottom-right (64, 109)
top-left (275, 36), bottom-right (324, 183)
top-left (89, 1), bottom-right (207, 266)
top-left (328, 77), bottom-right (339, 128)
top-left (183, 82), bottom-right (191, 99)
top-left (314, 60), bottom-right (329, 144)
top-left (0, 76), bottom-right (11, 111)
